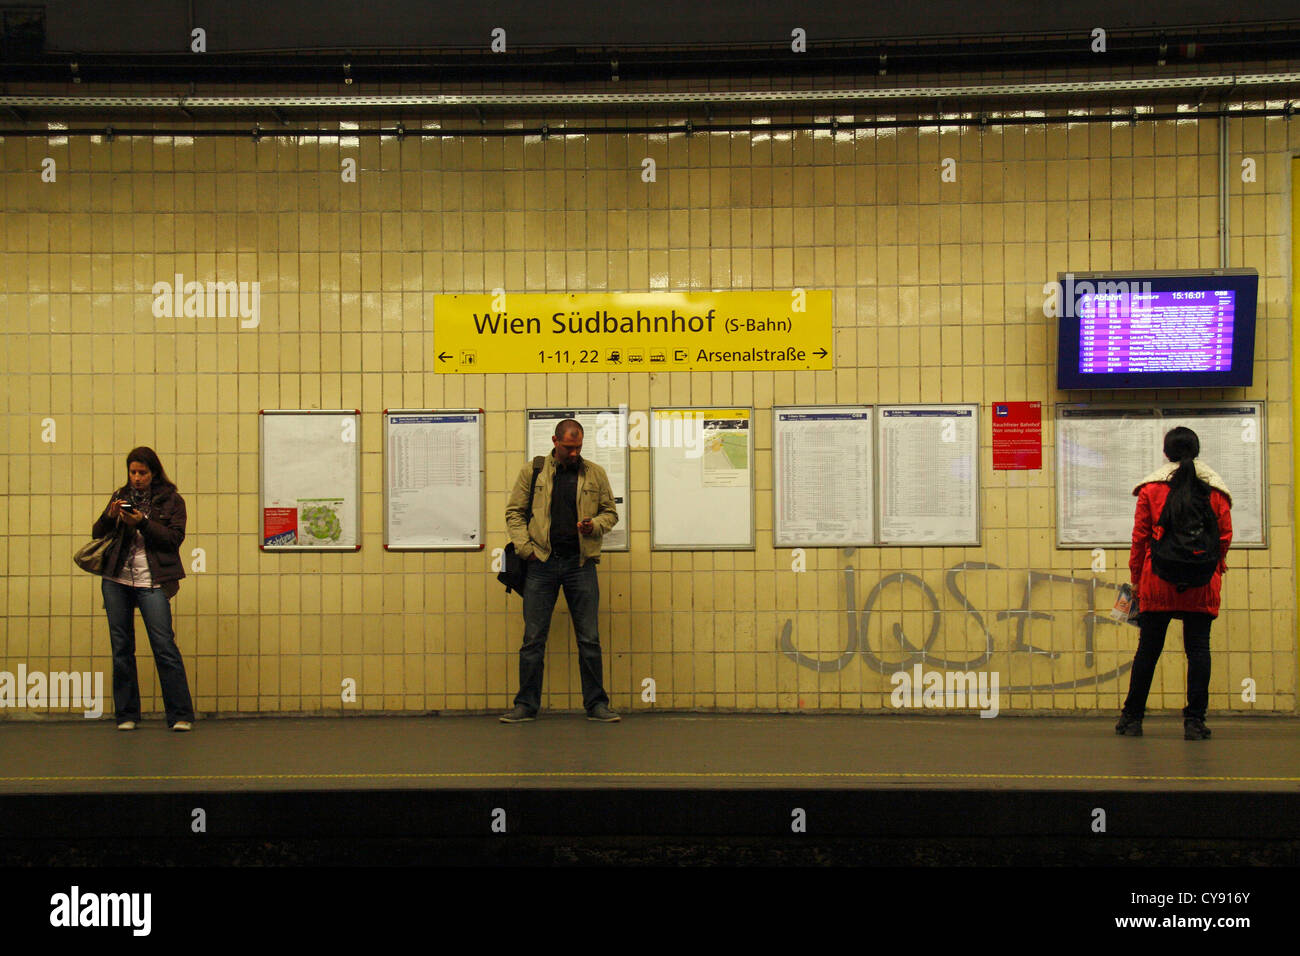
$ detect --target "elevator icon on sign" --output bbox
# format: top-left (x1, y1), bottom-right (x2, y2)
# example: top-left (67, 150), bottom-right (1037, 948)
top-left (460, 351), bottom-right (477, 366)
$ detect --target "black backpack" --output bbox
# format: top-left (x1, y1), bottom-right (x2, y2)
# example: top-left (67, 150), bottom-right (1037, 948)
top-left (1150, 490), bottom-right (1220, 592)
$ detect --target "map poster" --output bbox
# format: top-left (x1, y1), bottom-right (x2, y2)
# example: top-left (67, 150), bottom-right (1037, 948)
top-left (992, 401), bottom-right (1042, 470)
top-left (297, 498), bottom-right (345, 546)
top-left (701, 415), bottom-right (751, 487)
top-left (650, 407), bottom-right (754, 550)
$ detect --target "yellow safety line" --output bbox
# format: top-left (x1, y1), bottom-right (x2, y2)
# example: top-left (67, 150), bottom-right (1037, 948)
top-left (1, 770), bottom-right (1297, 784)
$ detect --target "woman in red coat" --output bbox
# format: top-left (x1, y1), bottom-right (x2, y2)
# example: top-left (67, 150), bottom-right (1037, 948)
top-left (1116, 427), bottom-right (1232, 740)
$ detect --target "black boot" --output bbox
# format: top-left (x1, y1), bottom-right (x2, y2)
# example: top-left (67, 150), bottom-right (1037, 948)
top-left (1184, 718), bottom-right (1212, 740)
top-left (1115, 713), bottom-right (1143, 736)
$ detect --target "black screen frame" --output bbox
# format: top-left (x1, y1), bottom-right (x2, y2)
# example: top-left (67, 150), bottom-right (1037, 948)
top-left (1056, 269), bottom-right (1258, 390)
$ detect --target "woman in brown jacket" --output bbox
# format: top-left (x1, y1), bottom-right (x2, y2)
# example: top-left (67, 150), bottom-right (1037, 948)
top-left (93, 447), bottom-right (195, 731)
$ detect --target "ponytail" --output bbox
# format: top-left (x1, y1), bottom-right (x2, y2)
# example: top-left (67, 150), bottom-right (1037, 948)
top-left (1161, 427), bottom-right (1211, 528)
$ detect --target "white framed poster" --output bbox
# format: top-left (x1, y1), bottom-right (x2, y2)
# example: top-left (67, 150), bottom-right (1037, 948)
top-left (260, 410), bottom-right (361, 551)
top-left (1056, 403), bottom-right (1266, 548)
top-left (876, 404), bottom-right (980, 546)
top-left (650, 407), bottom-right (754, 550)
top-left (772, 405), bottom-right (874, 547)
top-left (383, 409), bottom-right (485, 550)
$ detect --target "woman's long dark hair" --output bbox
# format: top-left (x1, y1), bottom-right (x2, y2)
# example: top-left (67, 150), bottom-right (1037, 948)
top-left (1161, 427), bottom-right (1211, 528)
top-left (125, 446), bottom-right (177, 490)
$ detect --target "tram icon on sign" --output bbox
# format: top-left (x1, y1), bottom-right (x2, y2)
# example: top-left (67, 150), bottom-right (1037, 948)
top-left (649, 350), bottom-right (667, 364)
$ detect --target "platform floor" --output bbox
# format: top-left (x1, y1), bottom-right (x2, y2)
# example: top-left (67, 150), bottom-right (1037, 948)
top-left (2, 713), bottom-right (1296, 793)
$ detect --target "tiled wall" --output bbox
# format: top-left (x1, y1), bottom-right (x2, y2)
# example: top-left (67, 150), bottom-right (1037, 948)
top-left (2, 105), bottom-right (1295, 717)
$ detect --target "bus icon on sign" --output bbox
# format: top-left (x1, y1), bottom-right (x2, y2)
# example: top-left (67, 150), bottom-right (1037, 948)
top-left (627, 349), bottom-right (645, 364)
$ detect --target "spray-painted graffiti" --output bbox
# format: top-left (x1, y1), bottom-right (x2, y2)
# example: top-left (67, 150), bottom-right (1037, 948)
top-left (778, 558), bottom-right (1134, 692)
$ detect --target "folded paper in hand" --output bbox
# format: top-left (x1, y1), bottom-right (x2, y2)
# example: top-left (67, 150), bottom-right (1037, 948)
top-left (1110, 583), bottom-right (1141, 627)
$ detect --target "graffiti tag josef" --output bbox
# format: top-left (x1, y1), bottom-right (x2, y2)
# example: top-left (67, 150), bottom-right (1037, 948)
top-left (778, 557), bottom-right (1134, 692)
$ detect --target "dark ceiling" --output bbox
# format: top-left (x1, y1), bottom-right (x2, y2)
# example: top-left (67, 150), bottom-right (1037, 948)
top-left (22, 1), bottom-right (1300, 51)
top-left (0, 2), bottom-right (1296, 88)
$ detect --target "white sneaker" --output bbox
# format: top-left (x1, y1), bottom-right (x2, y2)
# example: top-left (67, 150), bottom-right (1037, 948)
top-left (171, 721), bottom-right (192, 732)
top-left (116, 720), bottom-right (136, 731)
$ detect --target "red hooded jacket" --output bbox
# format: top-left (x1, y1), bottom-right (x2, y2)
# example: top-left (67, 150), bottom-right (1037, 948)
top-left (1129, 464), bottom-right (1233, 616)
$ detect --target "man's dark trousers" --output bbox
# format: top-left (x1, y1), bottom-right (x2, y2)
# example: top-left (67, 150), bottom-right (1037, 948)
top-left (514, 551), bottom-right (609, 714)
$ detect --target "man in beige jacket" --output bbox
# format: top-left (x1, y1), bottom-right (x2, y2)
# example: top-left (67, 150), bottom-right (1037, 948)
top-left (501, 419), bottom-right (620, 723)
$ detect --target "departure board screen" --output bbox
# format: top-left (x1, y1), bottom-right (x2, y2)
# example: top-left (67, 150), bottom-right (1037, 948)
top-left (1077, 290), bottom-right (1235, 374)
top-left (1057, 270), bottom-right (1257, 390)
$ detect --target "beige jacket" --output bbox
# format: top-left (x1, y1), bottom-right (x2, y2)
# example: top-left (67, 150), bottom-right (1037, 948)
top-left (506, 453), bottom-right (618, 565)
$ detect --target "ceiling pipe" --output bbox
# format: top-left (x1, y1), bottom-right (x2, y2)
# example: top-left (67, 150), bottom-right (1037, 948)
top-left (0, 71), bottom-right (1298, 114)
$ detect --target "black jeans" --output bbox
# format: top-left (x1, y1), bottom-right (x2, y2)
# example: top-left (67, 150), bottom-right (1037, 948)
top-left (513, 552), bottom-right (609, 714)
top-left (1121, 611), bottom-right (1213, 721)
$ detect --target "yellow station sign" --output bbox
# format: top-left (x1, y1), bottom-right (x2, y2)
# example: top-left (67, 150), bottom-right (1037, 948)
top-left (433, 291), bottom-right (832, 373)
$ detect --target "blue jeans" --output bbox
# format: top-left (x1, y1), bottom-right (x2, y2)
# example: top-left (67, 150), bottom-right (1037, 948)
top-left (102, 578), bottom-right (194, 725)
top-left (1121, 611), bottom-right (1213, 721)
top-left (514, 553), bottom-right (609, 714)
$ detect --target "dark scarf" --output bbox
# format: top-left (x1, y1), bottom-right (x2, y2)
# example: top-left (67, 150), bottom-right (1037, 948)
top-left (127, 484), bottom-right (154, 516)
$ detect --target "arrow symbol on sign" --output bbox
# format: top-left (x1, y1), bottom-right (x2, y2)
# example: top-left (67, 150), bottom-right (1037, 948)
top-left (814, 348), bottom-right (828, 358)
top-left (438, 352), bottom-right (451, 362)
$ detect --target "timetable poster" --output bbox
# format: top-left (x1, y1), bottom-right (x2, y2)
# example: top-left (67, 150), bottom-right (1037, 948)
top-left (526, 408), bottom-right (629, 551)
top-left (384, 411), bottom-right (484, 550)
top-left (1056, 407), bottom-right (1162, 545)
top-left (1055, 404), bottom-right (1266, 548)
top-left (773, 406), bottom-right (874, 547)
top-left (1159, 406), bottom-right (1265, 546)
top-left (876, 405), bottom-right (979, 545)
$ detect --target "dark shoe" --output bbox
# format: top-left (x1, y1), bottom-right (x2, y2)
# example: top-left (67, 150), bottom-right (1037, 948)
top-left (499, 706), bottom-right (536, 723)
top-left (1184, 718), bottom-right (1212, 740)
top-left (587, 703), bottom-right (621, 722)
top-left (1115, 713), bottom-right (1143, 736)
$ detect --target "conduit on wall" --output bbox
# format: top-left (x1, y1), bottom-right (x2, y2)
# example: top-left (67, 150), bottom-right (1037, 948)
top-left (1, 106), bottom-right (1298, 139)
top-left (2, 71), bottom-right (1300, 110)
